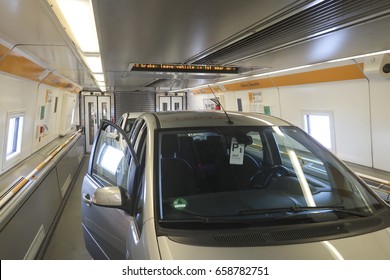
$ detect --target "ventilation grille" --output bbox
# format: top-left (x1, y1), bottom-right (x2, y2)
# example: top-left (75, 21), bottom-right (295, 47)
top-left (215, 232), bottom-right (267, 244)
top-left (195, 0), bottom-right (390, 65)
top-left (214, 224), bottom-right (348, 245)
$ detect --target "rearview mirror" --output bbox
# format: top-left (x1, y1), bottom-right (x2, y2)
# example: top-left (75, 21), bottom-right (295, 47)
top-left (236, 135), bottom-right (253, 145)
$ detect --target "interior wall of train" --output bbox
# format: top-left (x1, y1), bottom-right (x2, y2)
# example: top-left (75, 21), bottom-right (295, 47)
top-left (0, 43), bottom-right (390, 174)
top-left (0, 50), bottom-right (84, 258)
top-left (1, 0), bottom-right (390, 260)
top-left (187, 56), bottom-right (390, 172)
top-left (0, 72), bottom-right (80, 175)
top-left (2, 52), bottom-right (388, 175)
top-left (1, 52), bottom-right (389, 259)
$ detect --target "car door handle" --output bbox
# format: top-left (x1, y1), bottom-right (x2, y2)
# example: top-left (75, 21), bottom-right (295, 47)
top-left (82, 193), bottom-right (92, 206)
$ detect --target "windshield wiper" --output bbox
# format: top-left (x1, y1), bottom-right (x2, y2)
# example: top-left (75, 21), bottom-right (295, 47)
top-left (295, 206), bottom-right (370, 217)
top-left (159, 216), bottom-right (254, 224)
top-left (195, 216), bottom-right (255, 224)
top-left (166, 205), bottom-right (256, 223)
top-left (239, 206), bottom-right (370, 217)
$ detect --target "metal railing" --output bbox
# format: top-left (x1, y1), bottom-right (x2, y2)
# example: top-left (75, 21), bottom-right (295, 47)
top-left (0, 129), bottom-right (82, 209)
top-left (356, 172), bottom-right (390, 203)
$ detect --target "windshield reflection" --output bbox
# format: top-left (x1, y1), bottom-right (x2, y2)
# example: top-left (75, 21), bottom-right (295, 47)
top-left (158, 126), bottom-right (382, 225)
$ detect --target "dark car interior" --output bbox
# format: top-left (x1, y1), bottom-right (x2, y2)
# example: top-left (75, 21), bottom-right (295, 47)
top-left (158, 127), bottom-right (363, 220)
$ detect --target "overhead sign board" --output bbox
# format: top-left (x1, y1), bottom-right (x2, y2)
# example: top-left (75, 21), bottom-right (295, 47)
top-left (132, 63), bottom-right (239, 74)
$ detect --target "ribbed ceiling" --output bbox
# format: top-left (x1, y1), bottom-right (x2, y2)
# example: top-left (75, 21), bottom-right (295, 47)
top-left (194, 0), bottom-right (390, 65)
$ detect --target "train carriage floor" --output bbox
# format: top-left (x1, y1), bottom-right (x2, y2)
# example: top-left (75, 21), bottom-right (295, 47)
top-left (41, 156), bottom-right (389, 260)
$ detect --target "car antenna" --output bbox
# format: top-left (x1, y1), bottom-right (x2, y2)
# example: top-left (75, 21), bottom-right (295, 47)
top-left (208, 85), bottom-right (233, 124)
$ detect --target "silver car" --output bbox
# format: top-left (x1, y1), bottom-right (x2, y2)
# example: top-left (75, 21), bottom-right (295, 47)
top-left (117, 112), bottom-right (143, 134)
top-left (81, 111), bottom-right (390, 259)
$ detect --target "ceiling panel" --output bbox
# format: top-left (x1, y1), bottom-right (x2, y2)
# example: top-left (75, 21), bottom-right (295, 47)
top-left (1, 0), bottom-right (390, 93)
top-left (93, 0), bottom-right (300, 90)
top-left (237, 14), bottom-right (390, 73)
top-left (0, 0), bottom-right (65, 45)
top-left (20, 45), bottom-right (96, 87)
top-left (95, 0), bottom-right (296, 67)
top-left (0, 0), bottom-right (96, 90)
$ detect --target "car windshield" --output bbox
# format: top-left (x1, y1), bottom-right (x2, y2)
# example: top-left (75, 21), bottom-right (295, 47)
top-left (157, 126), bottom-right (383, 225)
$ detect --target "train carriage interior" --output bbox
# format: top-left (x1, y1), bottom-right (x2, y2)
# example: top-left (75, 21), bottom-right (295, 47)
top-left (0, 0), bottom-right (390, 262)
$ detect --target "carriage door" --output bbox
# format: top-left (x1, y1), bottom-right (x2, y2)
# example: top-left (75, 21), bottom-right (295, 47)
top-left (159, 95), bottom-right (183, 111)
top-left (97, 96), bottom-right (110, 127)
top-left (171, 96), bottom-right (183, 110)
top-left (84, 95), bottom-right (111, 153)
top-left (159, 96), bottom-right (171, 111)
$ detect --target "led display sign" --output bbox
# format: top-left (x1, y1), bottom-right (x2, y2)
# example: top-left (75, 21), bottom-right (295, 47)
top-left (132, 63), bottom-right (239, 74)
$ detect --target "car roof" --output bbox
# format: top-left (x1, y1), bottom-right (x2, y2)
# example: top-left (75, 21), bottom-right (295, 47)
top-left (122, 112), bottom-right (144, 119)
top-left (144, 110), bottom-right (292, 129)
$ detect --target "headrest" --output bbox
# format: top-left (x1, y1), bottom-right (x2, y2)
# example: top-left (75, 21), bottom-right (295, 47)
top-left (161, 134), bottom-right (179, 158)
top-left (178, 136), bottom-right (192, 149)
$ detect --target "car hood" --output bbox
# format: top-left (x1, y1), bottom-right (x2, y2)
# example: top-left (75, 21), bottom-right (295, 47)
top-left (157, 227), bottom-right (390, 259)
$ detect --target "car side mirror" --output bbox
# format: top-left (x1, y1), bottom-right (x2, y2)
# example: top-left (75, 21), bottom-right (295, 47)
top-left (92, 186), bottom-right (132, 211)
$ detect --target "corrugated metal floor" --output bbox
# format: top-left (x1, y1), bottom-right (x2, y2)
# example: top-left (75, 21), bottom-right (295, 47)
top-left (42, 156), bottom-right (91, 260)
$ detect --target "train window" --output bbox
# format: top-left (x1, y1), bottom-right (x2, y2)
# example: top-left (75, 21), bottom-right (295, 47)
top-left (3, 110), bottom-right (25, 169)
top-left (303, 111), bottom-right (335, 152)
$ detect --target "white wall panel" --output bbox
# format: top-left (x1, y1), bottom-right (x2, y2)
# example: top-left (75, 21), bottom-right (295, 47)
top-left (187, 93), bottom-right (213, 110)
top-left (0, 73), bottom-right (37, 173)
top-left (0, 72), bottom-right (78, 174)
top-left (188, 79), bottom-right (377, 168)
top-left (223, 91), bottom-right (239, 111)
top-left (231, 88), bottom-right (281, 117)
top-left (32, 84), bottom-right (61, 152)
top-left (279, 80), bottom-right (372, 166)
top-left (58, 93), bottom-right (77, 137)
top-left (262, 88), bottom-right (281, 118)
top-left (370, 79), bottom-right (390, 171)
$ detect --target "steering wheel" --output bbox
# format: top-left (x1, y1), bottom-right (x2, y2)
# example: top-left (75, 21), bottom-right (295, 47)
top-left (249, 165), bottom-right (290, 188)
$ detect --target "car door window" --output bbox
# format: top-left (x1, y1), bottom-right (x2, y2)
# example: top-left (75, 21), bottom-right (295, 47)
top-left (128, 123), bottom-right (147, 233)
top-left (129, 119), bottom-right (144, 144)
top-left (90, 122), bottom-right (133, 190)
top-left (133, 144), bottom-right (146, 233)
top-left (127, 121), bottom-right (146, 192)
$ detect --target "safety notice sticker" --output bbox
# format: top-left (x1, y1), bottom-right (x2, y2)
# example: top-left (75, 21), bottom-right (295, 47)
top-left (173, 198), bottom-right (188, 210)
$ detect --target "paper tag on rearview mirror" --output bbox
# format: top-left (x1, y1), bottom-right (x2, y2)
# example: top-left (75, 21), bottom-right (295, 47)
top-left (229, 137), bottom-right (245, 165)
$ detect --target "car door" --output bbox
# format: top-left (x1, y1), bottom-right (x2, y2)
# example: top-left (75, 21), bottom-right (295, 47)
top-left (103, 117), bottom-right (159, 259)
top-left (81, 120), bottom-right (138, 259)
top-left (123, 120), bottom-right (155, 259)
